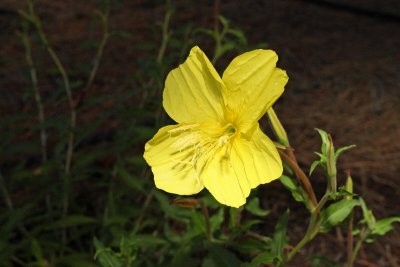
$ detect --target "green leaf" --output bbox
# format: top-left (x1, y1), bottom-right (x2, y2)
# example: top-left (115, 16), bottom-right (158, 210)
top-left (226, 29), bottom-right (247, 45)
top-left (115, 164), bottom-right (145, 193)
top-left (43, 215), bottom-right (97, 230)
top-left (359, 198), bottom-right (376, 230)
top-left (206, 242), bottom-right (241, 267)
top-left (57, 253), bottom-right (98, 267)
top-left (202, 257), bottom-right (218, 267)
top-left (239, 219), bottom-right (265, 233)
top-left (218, 15), bottom-right (230, 28)
top-left (194, 28), bottom-right (215, 38)
top-left (190, 209), bottom-right (207, 236)
top-left (31, 239), bottom-right (45, 267)
top-left (335, 144), bottom-right (356, 159)
top-left (309, 160), bottom-right (321, 176)
top-left (123, 234), bottom-right (167, 249)
top-left (210, 208), bottom-right (225, 232)
top-left (94, 238), bottom-right (123, 267)
top-left (243, 251), bottom-right (275, 267)
top-left (370, 217), bottom-right (400, 237)
top-left (320, 199), bottom-right (359, 233)
top-left (245, 197), bottom-right (270, 217)
top-left (271, 209), bottom-right (289, 261)
top-left (315, 128), bottom-right (329, 154)
top-left (311, 255), bottom-right (340, 267)
top-left (154, 191), bottom-right (192, 222)
top-left (279, 175), bottom-right (305, 203)
top-left (233, 237), bottom-right (269, 254)
top-left (229, 206), bottom-right (243, 229)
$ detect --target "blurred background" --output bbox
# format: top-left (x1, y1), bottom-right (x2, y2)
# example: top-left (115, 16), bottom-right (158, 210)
top-left (1, 0), bottom-right (399, 266)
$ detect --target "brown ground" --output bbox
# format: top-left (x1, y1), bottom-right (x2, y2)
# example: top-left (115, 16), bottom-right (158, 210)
top-left (1, 0), bottom-right (399, 266)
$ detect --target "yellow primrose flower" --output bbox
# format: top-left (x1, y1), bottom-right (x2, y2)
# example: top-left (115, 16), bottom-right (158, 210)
top-left (144, 46), bottom-right (288, 208)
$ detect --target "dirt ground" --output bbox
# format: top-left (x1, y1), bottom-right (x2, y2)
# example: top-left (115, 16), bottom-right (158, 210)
top-left (1, 0), bottom-right (399, 266)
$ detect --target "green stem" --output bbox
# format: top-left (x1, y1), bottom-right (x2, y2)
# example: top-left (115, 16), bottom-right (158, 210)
top-left (351, 227), bottom-right (369, 265)
top-left (19, 30), bottom-right (48, 163)
top-left (26, 1), bottom-right (75, 174)
top-left (346, 210), bottom-right (354, 267)
top-left (25, 3), bottom-right (75, 231)
top-left (0, 172), bottom-right (31, 239)
top-left (75, 8), bottom-right (110, 109)
top-left (211, 0), bottom-right (220, 64)
top-left (200, 200), bottom-right (212, 240)
top-left (286, 192), bottom-right (330, 263)
top-left (18, 22), bottom-right (53, 215)
top-left (153, 2), bottom-right (173, 126)
top-left (157, 2), bottom-right (172, 64)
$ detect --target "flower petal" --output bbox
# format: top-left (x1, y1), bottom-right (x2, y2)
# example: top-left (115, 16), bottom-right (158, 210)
top-left (163, 46), bottom-right (226, 125)
top-left (144, 124), bottom-right (205, 195)
top-left (222, 49), bottom-right (288, 132)
top-left (202, 145), bottom-right (249, 208)
top-left (202, 125), bottom-right (282, 208)
top-left (231, 125), bottom-right (283, 189)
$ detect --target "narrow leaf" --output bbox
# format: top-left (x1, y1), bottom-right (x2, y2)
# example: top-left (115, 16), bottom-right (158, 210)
top-left (43, 215), bottom-right (97, 230)
top-left (93, 238), bottom-right (122, 267)
top-left (206, 242), bottom-right (241, 267)
top-left (309, 160), bottom-right (321, 176)
top-left (245, 197), bottom-right (270, 217)
top-left (320, 199), bottom-right (359, 233)
top-left (359, 198), bottom-right (376, 230)
top-left (335, 144), bottom-right (356, 159)
top-left (271, 209), bottom-right (289, 260)
top-left (370, 217), bottom-right (400, 236)
top-left (243, 251), bottom-right (275, 267)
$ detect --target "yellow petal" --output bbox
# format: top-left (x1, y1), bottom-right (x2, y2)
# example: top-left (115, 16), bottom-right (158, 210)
top-left (231, 125), bottom-right (283, 189)
top-left (163, 46), bottom-right (226, 125)
top-left (202, 145), bottom-right (249, 208)
top-left (144, 124), bottom-right (205, 195)
top-left (202, 125), bottom-right (282, 208)
top-left (222, 49), bottom-right (288, 133)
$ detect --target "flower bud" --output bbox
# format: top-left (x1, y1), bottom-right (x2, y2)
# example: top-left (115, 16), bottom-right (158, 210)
top-left (326, 135), bottom-right (337, 193)
top-left (267, 108), bottom-right (289, 146)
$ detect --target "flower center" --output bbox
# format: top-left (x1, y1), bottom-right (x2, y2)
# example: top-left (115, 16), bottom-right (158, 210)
top-left (217, 124), bottom-right (237, 147)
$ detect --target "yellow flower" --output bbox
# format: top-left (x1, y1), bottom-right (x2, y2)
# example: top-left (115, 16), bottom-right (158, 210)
top-left (144, 46), bottom-right (288, 208)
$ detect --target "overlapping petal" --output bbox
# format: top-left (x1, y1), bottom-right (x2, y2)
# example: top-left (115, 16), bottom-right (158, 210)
top-left (222, 49), bottom-right (288, 133)
top-left (201, 125), bottom-right (282, 208)
top-left (231, 125), bottom-right (282, 189)
top-left (201, 145), bottom-right (249, 208)
top-left (144, 125), bottom-right (205, 195)
top-left (163, 46), bottom-right (226, 125)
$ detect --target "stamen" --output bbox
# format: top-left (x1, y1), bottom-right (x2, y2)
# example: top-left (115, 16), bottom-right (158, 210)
top-left (168, 124), bottom-right (199, 134)
top-left (171, 132), bottom-right (202, 151)
top-left (218, 135), bottom-right (230, 147)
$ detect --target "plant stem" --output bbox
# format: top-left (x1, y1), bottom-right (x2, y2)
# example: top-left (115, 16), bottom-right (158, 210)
top-left (157, 2), bottom-right (172, 64)
top-left (286, 192), bottom-right (330, 263)
top-left (278, 149), bottom-right (318, 209)
top-left (19, 31), bottom-right (48, 163)
top-left (200, 200), bottom-right (212, 240)
top-left (153, 2), bottom-right (173, 126)
top-left (24, 0), bottom-right (75, 248)
top-left (25, 1), bottom-right (75, 172)
top-left (75, 9), bottom-right (110, 108)
top-left (0, 172), bottom-right (31, 239)
top-left (351, 227), bottom-right (369, 265)
top-left (18, 23), bottom-right (54, 214)
top-left (346, 210), bottom-right (354, 267)
top-left (25, 0), bottom-right (74, 197)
